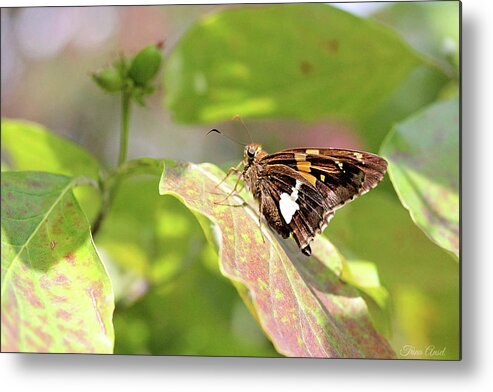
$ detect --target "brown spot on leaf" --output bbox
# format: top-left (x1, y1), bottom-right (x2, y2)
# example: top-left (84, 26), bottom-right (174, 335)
top-left (26, 293), bottom-right (44, 308)
top-left (1, 290), bottom-right (20, 351)
top-left (39, 278), bottom-right (51, 291)
top-left (55, 274), bottom-right (70, 285)
top-left (64, 253), bottom-right (76, 266)
top-left (25, 335), bottom-right (46, 352)
top-left (51, 294), bottom-right (68, 304)
top-left (322, 39), bottom-right (339, 54)
top-left (27, 180), bottom-right (43, 188)
top-left (56, 309), bottom-right (72, 321)
top-left (33, 326), bottom-right (53, 346)
top-left (16, 279), bottom-right (44, 309)
top-left (68, 328), bottom-right (88, 344)
top-left (51, 216), bottom-right (65, 235)
top-left (300, 61), bottom-right (313, 74)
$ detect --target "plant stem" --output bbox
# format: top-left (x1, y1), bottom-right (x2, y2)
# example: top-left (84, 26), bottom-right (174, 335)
top-left (91, 158), bottom-right (164, 237)
top-left (118, 90), bottom-right (131, 166)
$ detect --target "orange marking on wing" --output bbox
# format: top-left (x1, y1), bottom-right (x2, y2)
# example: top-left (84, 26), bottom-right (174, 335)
top-left (296, 161), bottom-right (311, 172)
top-left (300, 172), bottom-right (317, 186)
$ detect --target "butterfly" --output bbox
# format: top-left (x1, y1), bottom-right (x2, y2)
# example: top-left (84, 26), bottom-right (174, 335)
top-left (218, 141), bottom-right (388, 256)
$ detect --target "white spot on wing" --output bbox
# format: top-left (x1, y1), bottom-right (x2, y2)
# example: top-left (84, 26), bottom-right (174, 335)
top-left (280, 194), bottom-right (299, 224)
top-left (354, 152), bottom-right (365, 164)
top-left (279, 180), bottom-right (302, 224)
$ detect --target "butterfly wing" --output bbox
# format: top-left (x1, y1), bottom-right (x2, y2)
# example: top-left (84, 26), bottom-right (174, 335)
top-left (259, 148), bottom-right (387, 255)
top-left (261, 148), bottom-right (387, 202)
top-left (259, 164), bottom-right (332, 255)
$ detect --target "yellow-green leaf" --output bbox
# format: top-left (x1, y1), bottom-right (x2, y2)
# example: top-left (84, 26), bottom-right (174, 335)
top-left (1, 119), bottom-right (102, 222)
top-left (1, 172), bottom-right (114, 353)
top-left (381, 97), bottom-right (459, 258)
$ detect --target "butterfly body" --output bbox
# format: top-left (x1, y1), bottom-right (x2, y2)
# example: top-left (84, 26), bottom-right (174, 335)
top-left (239, 143), bottom-right (387, 256)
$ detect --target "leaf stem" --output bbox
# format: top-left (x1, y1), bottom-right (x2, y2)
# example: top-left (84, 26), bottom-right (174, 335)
top-left (118, 90), bottom-right (131, 166)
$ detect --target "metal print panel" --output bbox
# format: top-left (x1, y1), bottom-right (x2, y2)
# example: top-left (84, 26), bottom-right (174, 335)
top-left (0, 1), bottom-right (461, 359)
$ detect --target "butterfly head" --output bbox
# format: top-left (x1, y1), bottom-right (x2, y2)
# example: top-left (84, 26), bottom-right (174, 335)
top-left (244, 144), bottom-right (262, 163)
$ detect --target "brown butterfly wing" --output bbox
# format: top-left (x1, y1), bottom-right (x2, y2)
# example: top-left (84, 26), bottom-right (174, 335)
top-left (258, 148), bottom-right (387, 255)
top-left (260, 164), bottom-right (333, 255)
top-left (261, 148), bottom-right (388, 203)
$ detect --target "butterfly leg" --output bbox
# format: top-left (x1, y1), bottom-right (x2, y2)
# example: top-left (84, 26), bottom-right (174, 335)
top-left (215, 161), bottom-right (243, 190)
top-left (214, 173), bottom-right (244, 205)
top-left (213, 200), bottom-right (246, 207)
top-left (213, 182), bottom-right (247, 206)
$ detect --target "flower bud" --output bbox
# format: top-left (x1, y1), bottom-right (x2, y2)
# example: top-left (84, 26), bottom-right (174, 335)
top-left (128, 44), bottom-right (163, 86)
top-left (92, 68), bottom-right (123, 93)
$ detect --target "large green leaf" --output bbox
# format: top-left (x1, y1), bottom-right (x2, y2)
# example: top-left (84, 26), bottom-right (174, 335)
top-left (1, 119), bottom-right (101, 180)
top-left (164, 3), bottom-right (422, 124)
top-left (361, 64), bottom-right (450, 152)
top-left (328, 190), bottom-right (459, 359)
top-left (373, 2), bottom-right (460, 72)
top-left (1, 172), bottom-right (114, 353)
top-left (1, 119), bottom-right (102, 222)
top-left (159, 160), bottom-right (394, 358)
top-left (381, 97), bottom-right (459, 258)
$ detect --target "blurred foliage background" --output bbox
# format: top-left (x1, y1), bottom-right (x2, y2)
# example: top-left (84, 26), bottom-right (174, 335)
top-left (1, 2), bottom-right (459, 358)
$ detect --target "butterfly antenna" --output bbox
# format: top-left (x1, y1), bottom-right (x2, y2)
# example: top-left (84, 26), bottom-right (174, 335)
top-left (206, 129), bottom-right (246, 147)
top-left (232, 114), bottom-right (253, 144)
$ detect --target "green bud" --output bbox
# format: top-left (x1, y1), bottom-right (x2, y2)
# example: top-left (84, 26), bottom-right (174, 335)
top-left (92, 68), bottom-right (123, 93)
top-left (128, 44), bottom-right (163, 86)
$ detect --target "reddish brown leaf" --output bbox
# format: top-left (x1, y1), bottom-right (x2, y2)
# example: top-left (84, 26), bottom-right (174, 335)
top-left (159, 161), bottom-right (395, 358)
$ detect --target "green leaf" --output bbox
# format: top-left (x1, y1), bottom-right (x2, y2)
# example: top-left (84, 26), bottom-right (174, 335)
top-left (1, 119), bottom-right (101, 180)
top-left (340, 259), bottom-right (391, 337)
top-left (1, 119), bottom-right (102, 222)
top-left (1, 172), bottom-right (114, 353)
top-left (373, 2), bottom-right (459, 72)
top-left (328, 191), bottom-right (459, 359)
top-left (163, 3), bottom-right (423, 124)
top-left (362, 64), bottom-right (450, 152)
top-left (159, 160), bottom-right (395, 358)
top-left (381, 97), bottom-right (459, 258)
top-left (341, 260), bottom-right (390, 311)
